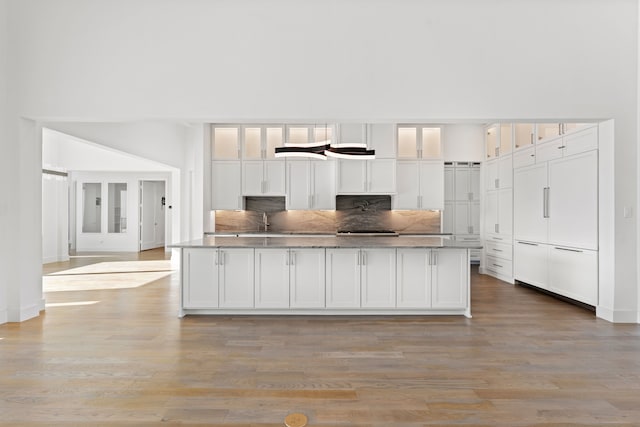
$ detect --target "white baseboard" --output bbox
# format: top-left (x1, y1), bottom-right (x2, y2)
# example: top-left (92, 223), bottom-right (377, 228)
top-left (7, 303), bottom-right (41, 322)
top-left (43, 255), bottom-right (70, 264)
top-left (596, 306), bottom-right (639, 323)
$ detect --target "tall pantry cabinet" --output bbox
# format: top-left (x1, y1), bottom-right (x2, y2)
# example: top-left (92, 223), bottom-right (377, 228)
top-left (513, 125), bottom-right (599, 306)
top-left (443, 162), bottom-right (481, 263)
top-left (482, 124), bottom-right (514, 282)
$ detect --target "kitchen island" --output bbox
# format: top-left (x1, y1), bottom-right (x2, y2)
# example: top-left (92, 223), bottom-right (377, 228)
top-left (171, 236), bottom-right (480, 318)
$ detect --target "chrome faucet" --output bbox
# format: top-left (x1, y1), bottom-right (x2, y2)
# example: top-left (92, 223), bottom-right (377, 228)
top-left (262, 212), bottom-right (269, 232)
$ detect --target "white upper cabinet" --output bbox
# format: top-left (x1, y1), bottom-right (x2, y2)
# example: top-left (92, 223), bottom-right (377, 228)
top-left (484, 187), bottom-right (512, 238)
top-left (211, 161), bottom-right (242, 210)
top-left (242, 126), bottom-right (284, 160)
top-left (242, 160), bottom-right (285, 196)
top-left (513, 146), bottom-right (536, 169)
top-left (287, 159), bottom-right (335, 210)
top-left (536, 125), bottom-right (598, 164)
top-left (535, 122), bottom-right (595, 145)
top-left (514, 123), bottom-right (535, 150)
top-left (286, 124), bottom-right (333, 146)
top-left (485, 125), bottom-right (498, 159)
top-left (397, 125), bottom-right (442, 160)
top-left (337, 158), bottom-right (396, 194)
top-left (486, 123), bottom-right (514, 158)
top-left (535, 123), bottom-right (562, 144)
top-left (484, 156), bottom-right (512, 191)
top-left (499, 124), bottom-right (513, 156)
top-left (211, 125), bottom-right (241, 160)
top-left (444, 165), bottom-right (455, 201)
top-left (337, 123), bottom-right (366, 145)
top-left (419, 161), bottom-right (444, 209)
top-left (394, 161), bottom-right (444, 210)
top-left (367, 124), bottom-right (396, 158)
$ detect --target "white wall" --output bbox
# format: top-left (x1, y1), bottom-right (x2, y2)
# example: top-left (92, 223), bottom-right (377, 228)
top-left (0, 0), bottom-right (9, 323)
top-left (3, 0), bottom-right (639, 323)
top-left (42, 127), bottom-right (172, 172)
top-left (42, 173), bottom-right (69, 263)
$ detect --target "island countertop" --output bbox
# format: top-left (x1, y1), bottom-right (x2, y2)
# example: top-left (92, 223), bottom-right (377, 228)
top-left (170, 235), bottom-right (482, 249)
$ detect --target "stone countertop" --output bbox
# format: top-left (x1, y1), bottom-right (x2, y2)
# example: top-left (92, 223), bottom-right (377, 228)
top-left (170, 235), bottom-right (482, 249)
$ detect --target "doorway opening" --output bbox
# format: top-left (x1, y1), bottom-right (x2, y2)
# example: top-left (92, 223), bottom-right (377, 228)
top-left (139, 180), bottom-right (166, 251)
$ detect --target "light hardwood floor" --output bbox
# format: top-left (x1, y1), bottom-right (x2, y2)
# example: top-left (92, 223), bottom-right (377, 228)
top-left (1, 250), bottom-right (639, 426)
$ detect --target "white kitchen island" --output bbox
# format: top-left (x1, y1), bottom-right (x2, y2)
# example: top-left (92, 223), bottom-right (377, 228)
top-left (171, 235), bottom-right (480, 318)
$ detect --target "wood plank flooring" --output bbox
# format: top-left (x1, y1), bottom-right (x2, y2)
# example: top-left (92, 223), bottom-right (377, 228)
top-left (1, 250), bottom-right (639, 426)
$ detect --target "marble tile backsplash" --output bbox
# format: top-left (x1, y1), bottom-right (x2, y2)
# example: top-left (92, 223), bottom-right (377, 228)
top-left (214, 196), bottom-right (441, 234)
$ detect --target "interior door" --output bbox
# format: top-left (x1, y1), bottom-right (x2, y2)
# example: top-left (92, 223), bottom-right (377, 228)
top-left (140, 180), bottom-right (166, 251)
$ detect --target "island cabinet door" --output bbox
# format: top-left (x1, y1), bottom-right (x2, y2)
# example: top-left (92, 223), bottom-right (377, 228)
top-left (218, 248), bottom-right (255, 308)
top-left (396, 249), bottom-right (432, 308)
top-left (325, 248), bottom-right (361, 308)
top-left (361, 248), bottom-right (396, 308)
top-left (431, 249), bottom-right (468, 309)
top-left (290, 249), bottom-right (326, 308)
top-left (182, 248), bottom-right (219, 309)
top-left (254, 249), bottom-right (290, 308)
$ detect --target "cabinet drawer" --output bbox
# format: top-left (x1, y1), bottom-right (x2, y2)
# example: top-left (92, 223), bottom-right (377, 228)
top-left (564, 126), bottom-right (597, 157)
top-left (485, 255), bottom-right (512, 276)
top-left (536, 138), bottom-right (564, 163)
top-left (513, 146), bottom-right (535, 169)
top-left (485, 241), bottom-right (512, 260)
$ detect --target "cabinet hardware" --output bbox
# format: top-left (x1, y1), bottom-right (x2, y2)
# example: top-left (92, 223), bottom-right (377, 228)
top-left (543, 187), bottom-right (550, 218)
top-left (433, 251), bottom-right (438, 265)
top-left (492, 263), bottom-right (503, 268)
top-left (291, 251), bottom-right (295, 265)
top-left (492, 248), bottom-right (503, 252)
top-left (285, 251), bottom-right (289, 265)
top-left (558, 123), bottom-right (562, 135)
top-left (495, 178), bottom-right (499, 189)
top-left (494, 223), bottom-right (499, 233)
top-left (214, 251), bottom-right (218, 265)
top-left (495, 147), bottom-right (499, 157)
top-left (357, 251), bottom-right (361, 265)
top-left (362, 251), bottom-right (366, 265)
top-left (219, 251), bottom-right (225, 266)
top-left (517, 241), bottom-right (538, 246)
top-left (554, 247), bottom-right (583, 253)
top-left (558, 145), bottom-right (566, 149)
top-left (530, 133), bottom-right (534, 144)
top-left (492, 237), bottom-right (503, 241)
top-left (530, 154), bottom-right (535, 157)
